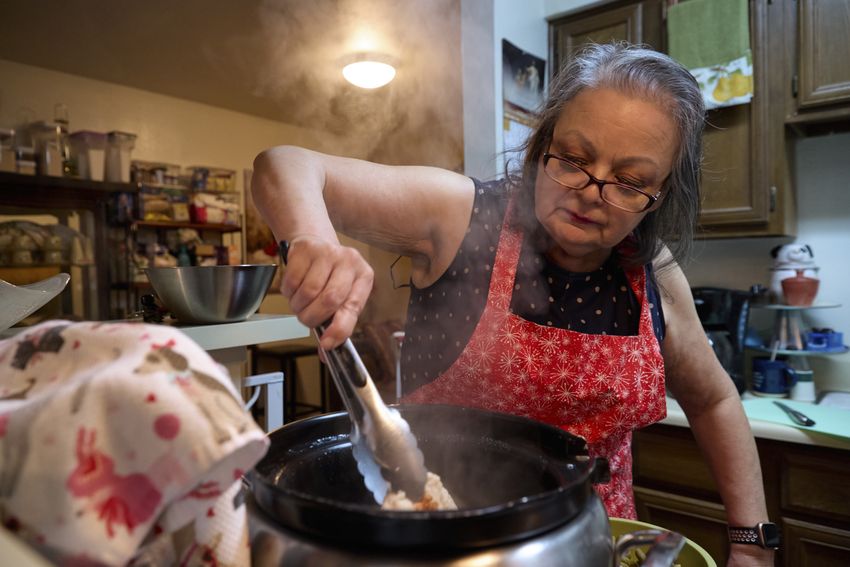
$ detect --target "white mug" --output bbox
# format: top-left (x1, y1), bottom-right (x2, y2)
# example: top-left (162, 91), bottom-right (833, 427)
top-left (790, 369), bottom-right (816, 403)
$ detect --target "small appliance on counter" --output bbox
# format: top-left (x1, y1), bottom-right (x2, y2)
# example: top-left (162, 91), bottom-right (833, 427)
top-left (692, 287), bottom-right (752, 394)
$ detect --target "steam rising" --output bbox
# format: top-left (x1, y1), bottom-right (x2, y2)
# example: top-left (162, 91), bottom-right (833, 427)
top-left (253, 0), bottom-right (464, 167)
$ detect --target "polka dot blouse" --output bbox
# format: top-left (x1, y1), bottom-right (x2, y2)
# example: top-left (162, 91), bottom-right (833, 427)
top-left (400, 178), bottom-right (666, 394)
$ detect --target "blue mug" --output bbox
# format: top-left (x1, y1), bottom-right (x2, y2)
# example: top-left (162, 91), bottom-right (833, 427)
top-left (752, 358), bottom-right (797, 396)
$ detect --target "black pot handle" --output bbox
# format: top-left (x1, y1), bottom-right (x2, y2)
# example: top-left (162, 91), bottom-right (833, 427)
top-left (590, 456), bottom-right (611, 485)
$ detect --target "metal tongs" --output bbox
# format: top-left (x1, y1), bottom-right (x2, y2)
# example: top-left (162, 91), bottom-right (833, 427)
top-left (279, 241), bottom-right (428, 503)
top-left (613, 529), bottom-right (686, 567)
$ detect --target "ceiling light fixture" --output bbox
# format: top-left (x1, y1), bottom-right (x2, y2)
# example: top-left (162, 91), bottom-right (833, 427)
top-left (342, 53), bottom-right (396, 89)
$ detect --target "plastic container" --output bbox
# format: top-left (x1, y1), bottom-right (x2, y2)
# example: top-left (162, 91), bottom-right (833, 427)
top-left (105, 131), bottom-right (137, 183)
top-left (16, 147), bottom-right (36, 175)
top-left (0, 128), bottom-right (15, 173)
top-left (139, 185), bottom-right (189, 222)
top-left (16, 159), bottom-right (36, 175)
top-left (29, 121), bottom-right (64, 176)
top-left (190, 191), bottom-right (241, 225)
top-left (805, 329), bottom-right (844, 352)
top-left (131, 160), bottom-right (184, 187)
top-left (188, 166), bottom-right (236, 192)
top-left (69, 131), bottom-right (107, 181)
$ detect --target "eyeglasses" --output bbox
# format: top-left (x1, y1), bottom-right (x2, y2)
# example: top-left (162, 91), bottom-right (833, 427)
top-left (542, 153), bottom-right (661, 213)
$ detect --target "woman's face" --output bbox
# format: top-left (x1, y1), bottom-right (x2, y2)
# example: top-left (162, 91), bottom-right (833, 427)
top-left (534, 87), bottom-right (677, 271)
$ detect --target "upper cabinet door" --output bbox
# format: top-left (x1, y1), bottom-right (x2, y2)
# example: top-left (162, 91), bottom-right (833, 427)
top-left (796, 0), bottom-right (850, 109)
top-left (549, 0), bottom-right (794, 238)
top-left (549, 0), bottom-right (664, 77)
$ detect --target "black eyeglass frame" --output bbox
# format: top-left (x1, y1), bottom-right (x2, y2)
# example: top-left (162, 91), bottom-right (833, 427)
top-left (541, 152), bottom-right (662, 213)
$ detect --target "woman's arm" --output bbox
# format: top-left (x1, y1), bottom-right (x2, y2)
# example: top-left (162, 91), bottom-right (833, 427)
top-left (251, 146), bottom-right (474, 347)
top-left (655, 258), bottom-right (775, 566)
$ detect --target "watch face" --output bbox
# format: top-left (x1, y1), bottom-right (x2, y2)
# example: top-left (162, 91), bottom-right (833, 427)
top-left (760, 523), bottom-right (781, 548)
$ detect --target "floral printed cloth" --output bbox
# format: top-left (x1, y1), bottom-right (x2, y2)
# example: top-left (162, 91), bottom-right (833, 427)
top-left (0, 320), bottom-right (269, 566)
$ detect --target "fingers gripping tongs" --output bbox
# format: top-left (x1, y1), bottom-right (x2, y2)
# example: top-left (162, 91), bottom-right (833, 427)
top-left (279, 241), bottom-right (427, 503)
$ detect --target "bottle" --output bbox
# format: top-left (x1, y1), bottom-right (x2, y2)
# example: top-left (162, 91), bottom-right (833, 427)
top-left (215, 245), bottom-right (229, 266)
top-left (177, 244), bottom-right (191, 267)
top-left (53, 103), bottom-right (75, 176)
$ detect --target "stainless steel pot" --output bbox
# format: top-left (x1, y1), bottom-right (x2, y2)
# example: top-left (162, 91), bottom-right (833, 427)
top-left (246, 404), bottom-right (627, 566)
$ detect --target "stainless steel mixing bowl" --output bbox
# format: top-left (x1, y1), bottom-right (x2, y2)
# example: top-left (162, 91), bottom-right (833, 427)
top-left (145, 264), bottom-right (277, 324)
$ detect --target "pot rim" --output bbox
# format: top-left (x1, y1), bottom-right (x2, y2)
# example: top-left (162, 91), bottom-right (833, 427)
top-left (247, 404), bottom-right (606, 549)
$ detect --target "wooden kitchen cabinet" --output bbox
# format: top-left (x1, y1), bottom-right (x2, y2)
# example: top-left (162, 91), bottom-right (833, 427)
top-left (549, 0), bottom-right (795, 238)
top-left (633, 423), bottom-right (850, 566)
top-left (548, 0), bottom-right (664, 75)
top-left (785, 0), bottom-right (850, 132)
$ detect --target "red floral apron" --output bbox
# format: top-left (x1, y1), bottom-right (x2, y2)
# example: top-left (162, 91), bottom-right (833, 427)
top-left (403, 201), bottom-right (667, 519)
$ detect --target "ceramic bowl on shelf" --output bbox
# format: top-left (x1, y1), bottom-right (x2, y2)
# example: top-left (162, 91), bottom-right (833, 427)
top-left (781, 270), bottom-right (819, 307)
top-left (0, 273), bottom-right (70, 333)
top-left (144, 264), bottom-right (276, 324)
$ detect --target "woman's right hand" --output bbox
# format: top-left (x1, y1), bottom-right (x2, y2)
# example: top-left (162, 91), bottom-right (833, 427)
top-left (281, 236), bottom-right (374, 350)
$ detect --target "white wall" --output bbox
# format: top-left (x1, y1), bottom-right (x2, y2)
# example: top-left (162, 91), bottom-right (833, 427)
top-left (493, 0), bottom-right (548, 175)
top-left (463, 0), bottom-right (605, 180)
top-left (461, 0), bottom-right (497, 180)
top-left (684, 132), bottom-right (850, 386)
top-left (0, 59), bottom-right (363, 195)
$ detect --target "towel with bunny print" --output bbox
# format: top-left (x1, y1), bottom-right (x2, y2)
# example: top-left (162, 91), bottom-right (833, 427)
top-left (0, 320), bottom-right (269, 566)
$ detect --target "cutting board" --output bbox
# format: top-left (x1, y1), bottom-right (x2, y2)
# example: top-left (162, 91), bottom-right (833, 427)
top-left (742, 398), bottom-right (850, 440)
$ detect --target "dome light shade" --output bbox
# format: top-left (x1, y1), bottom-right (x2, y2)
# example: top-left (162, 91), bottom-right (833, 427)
top-left (342, 59), bottom-right (396, 89)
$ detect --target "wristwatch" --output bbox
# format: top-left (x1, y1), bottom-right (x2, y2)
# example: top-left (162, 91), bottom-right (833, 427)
top-left (728, 523), bottom-right (780, 549)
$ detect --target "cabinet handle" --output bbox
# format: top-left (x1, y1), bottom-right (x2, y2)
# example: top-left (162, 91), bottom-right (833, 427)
top-left (769, 186), bottom-right (777, 212)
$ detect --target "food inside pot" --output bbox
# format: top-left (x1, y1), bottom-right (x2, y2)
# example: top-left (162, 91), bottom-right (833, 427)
top-left (382, 471), bottom-right (458, 511)
top-left (617, 544), bottom-right (682, 567)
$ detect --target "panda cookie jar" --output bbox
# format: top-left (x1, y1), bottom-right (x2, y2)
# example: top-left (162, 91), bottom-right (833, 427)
top-left (769, 244), bottom-right (819, 303)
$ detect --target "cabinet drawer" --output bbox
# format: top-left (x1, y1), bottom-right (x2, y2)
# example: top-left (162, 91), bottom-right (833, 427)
top-left (633, 425), bottom-right (720, 499)
top-left (780, 448), bottom-right (850, 522)
top-left (782, 517), bottom-right (850, 567)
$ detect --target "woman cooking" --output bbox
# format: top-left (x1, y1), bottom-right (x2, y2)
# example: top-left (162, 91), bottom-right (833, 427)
top-left (251, 43), bottom-right (774, 566)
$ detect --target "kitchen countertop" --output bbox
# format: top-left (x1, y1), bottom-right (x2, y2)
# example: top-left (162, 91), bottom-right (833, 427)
top-left (176, 313), bottom-right (309, 351)
top-left (661, 395), bottom-right (850, 451)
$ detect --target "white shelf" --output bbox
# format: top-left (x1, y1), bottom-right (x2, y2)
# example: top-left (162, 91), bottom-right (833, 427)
top-left (752, 302), bottom-right (841, 311)
top-left (748, 345), bottom-right (849, 357)
top-left (753, 302), bottom-right (843, 352)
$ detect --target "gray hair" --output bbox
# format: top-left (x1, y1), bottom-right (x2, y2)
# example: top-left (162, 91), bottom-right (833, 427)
top-left (512, 42), bottom-right (705, 270)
